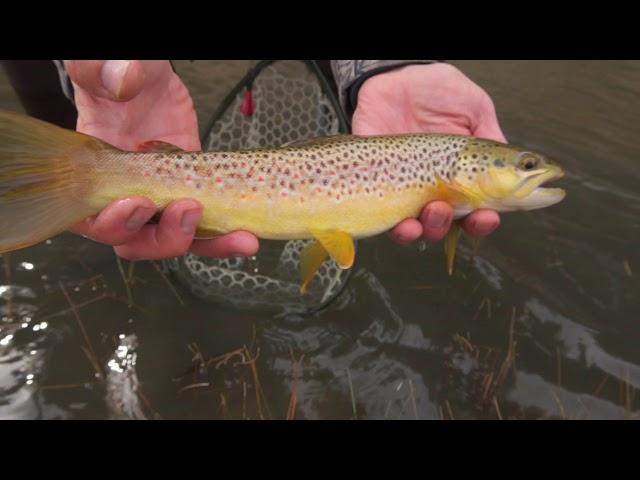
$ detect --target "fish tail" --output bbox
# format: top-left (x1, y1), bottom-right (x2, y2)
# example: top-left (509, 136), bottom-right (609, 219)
top-left (0, 110), bottom-right (112, 253)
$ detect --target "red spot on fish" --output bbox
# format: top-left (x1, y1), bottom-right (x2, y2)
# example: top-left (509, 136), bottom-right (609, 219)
top-left (216, 177), bottom-right (222, 183)
top-left (186, 175), bottom-right (192, 181)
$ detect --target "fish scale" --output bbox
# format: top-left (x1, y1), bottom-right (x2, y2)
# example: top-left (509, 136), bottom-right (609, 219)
top-left (94, 134), bottom-right (476, 241)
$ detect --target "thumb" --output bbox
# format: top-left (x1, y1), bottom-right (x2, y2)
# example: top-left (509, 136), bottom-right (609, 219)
top-left (473, 118), bottom-right (508, 144)
top-left (64, 60), bottom-right (146, 102)
top-left (470, 93), bottom-right (508, 143)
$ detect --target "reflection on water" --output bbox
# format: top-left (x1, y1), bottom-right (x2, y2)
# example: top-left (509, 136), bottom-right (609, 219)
top-left (0, 60), bottom-right (639, 419)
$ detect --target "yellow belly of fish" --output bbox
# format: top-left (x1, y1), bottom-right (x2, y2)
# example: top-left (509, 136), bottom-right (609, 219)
top-left (89, 180), bottom-right (435, 241)
top-left (197, 187), bottom-right (431, 240)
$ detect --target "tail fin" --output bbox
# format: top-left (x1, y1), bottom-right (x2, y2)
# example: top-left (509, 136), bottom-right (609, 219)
top-left (0, 110), bottom-right (110, 253)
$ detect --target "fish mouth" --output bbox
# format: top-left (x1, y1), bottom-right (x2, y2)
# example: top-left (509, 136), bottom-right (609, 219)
top-left (512, 166), bottom-right (565, 200)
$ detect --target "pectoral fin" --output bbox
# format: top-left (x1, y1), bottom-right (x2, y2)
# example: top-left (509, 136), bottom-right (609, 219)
top-left (300, 241), bottom-right (329, 294)
top-left (309, 228), bottom-right (355, 269)
top-left (194, 227), bottom-right (225, 240)
top-left (444, 221), bottom-right (462, 275)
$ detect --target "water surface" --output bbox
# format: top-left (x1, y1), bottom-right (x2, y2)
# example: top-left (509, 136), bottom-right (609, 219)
top-left (0, 60), bottom-right (638, 419)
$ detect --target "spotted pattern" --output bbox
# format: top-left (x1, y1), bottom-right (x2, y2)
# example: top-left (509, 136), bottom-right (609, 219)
top-left (133, 134), bottom-right (484, 203)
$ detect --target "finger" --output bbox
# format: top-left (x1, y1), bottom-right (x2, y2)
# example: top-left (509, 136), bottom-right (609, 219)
top-left (189, 231), bottom-right (260, 257)
top-left (69, 196), bottom-right (157, 246)
top-left (114, 199), bottom-right (202, 260)
top-left (420, 201), bottom-right (453, 242)
top-left (459, 209), bottom-right (500, 238)
top-left (471, 95), bottom-right (508, 144)
top-left (388, 218), bottom-right (423, 245)
top-left (64, 60), bottom-right (146, 102)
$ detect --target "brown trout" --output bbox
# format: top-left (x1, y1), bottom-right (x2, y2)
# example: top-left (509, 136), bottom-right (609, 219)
top-left (0, 111), bottom-right (565, 292)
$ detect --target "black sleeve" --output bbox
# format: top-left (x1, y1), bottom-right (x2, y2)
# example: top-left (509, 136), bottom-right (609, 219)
top-left (1, 60), bottom-right (77, 129)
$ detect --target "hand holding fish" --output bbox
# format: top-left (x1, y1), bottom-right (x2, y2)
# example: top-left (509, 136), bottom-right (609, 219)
top-left (0, 62), bottom-right (565, 292)
top-left (352, 63), bottom-right (506, 244)
top-left (62, 60), bottom-right (259, 260)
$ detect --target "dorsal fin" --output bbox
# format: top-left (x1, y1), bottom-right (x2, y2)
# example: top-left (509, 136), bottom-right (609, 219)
top-left (280, 134), bottom-right (356, 148)
top-left (137, 140), bottom-right (185, 153)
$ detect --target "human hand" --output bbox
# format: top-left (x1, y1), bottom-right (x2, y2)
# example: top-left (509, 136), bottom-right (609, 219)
top-left (352, 63), bottom-right (507, 244)
top-left (64, 60), bottom-right (258, 260)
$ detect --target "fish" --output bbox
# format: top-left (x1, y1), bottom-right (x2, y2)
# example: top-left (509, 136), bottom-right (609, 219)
top-left (0, 110), bottom-right (565, 293)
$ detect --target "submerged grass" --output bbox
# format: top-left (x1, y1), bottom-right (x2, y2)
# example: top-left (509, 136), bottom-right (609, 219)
top-left (151, 261), bottom-right (185, 306)
top-left (115, 255), bottom-right (134, 307)
top-left (59, 281), bottom-right (104, 380)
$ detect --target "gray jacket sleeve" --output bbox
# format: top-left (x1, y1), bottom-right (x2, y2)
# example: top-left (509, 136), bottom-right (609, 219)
top-left (330, 60), bottom-right (440, 114)
top-left (52, 60), bottom-right (441, 114)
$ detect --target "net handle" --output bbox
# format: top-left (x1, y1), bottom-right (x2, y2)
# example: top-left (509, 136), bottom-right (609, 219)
top-left (192, 60), bottom-right (354, 314)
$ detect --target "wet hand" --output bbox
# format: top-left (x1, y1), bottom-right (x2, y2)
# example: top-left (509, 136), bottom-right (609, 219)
top-left (352, 63), bottom-right (506, 244)
top-left (64, 60), bottom-right (259, 260)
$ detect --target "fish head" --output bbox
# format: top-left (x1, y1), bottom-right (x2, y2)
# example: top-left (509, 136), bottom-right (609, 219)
top-left (449, 139), bottom-right (566, 212)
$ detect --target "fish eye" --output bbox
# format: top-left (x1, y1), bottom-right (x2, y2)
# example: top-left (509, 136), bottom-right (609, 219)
top-left (518, 153), bottom-right (540, 171)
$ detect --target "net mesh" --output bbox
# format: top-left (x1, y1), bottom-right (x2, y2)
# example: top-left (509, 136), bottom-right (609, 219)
top-left (164, 61), bottom-right (351, 314)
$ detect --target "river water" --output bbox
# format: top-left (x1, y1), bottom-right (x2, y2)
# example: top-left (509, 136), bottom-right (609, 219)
top-left (0, 60), bottom-right (638, 419)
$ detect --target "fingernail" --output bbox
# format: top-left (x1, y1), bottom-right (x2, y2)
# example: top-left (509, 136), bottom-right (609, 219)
top-left (426, 209), bottom-right (449, 228)
top-left (180, 209), bottom-right (201, 235)
top-left (101, 60), bottom-right (131, 99)
top-left (126, 207), bottom-right (155, 231)
top-left (392, 233), bottom-right (411, 245)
